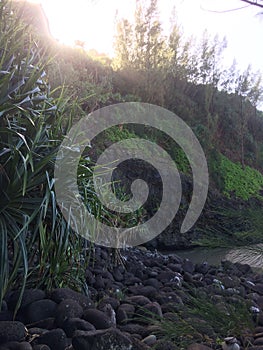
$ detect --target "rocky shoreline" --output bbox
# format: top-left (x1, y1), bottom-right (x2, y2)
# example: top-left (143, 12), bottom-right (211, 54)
top-left (1, 247), bottom-right (263, 350)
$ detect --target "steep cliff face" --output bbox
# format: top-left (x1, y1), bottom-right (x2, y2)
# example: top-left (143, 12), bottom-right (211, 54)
top-left (12, 0), bottom-right (51, 38)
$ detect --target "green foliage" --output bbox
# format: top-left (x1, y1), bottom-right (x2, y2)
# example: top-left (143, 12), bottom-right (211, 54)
top-left (105, 126), bottom-right (137, 143)
top-left (215, 154), bottom-right (263, 200)
top-left (0, 0), bottom-right (55, 311)
top-left (27, 177), bottom-right (89, 294)
top-left (170, 145), bottom-right (190, 173)
top-left (47, 44), bottom-right (124, 115)
top-left (0, 1), bottom-right (98, 311)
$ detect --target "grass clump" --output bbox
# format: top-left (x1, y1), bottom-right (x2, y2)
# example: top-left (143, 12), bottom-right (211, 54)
top-left (136, 292), bottom-right (254, 349)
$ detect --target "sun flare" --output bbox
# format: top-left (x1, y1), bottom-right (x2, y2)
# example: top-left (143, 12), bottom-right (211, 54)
top-left (26, 0), bottom-right (122, 55)
top-left (24, 0), bottom-right (263, 72)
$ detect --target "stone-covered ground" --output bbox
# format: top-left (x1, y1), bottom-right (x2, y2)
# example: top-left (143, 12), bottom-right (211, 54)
top-left (1, 247), bottom-right (263, 350)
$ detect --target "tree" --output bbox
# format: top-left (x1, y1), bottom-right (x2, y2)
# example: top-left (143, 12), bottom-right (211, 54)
top-left (190, 32), bottom-right (227, 149)
top-left (167, 13), bottom-right (197, 87)
top-left (220, 60), bottom-right (238, 93)
top-left (234, 65), bottom-right (254, 168)
top-left (195, 31), bottom-right (227, 87)
top-left (113, 18), bottom-right (134, 69)
top-left (113, 0), bottom-right (166, 103)
top-left (114, 0), bottom-right (165, 71)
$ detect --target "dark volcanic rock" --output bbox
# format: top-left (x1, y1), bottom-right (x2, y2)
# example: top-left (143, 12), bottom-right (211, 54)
top-left (157, 271), bottom-right (175, 283)
top-left (0, 321), bottom-right (26, 344)
top-left (98, 297), bottom-right (120, 311)
top-left (195, 262), bottom-right (209, 274)
top-left (116, 304), bottom-right (135, 325)
top-left (98, 303), bottom-right (116, 327)
top-left (182, 259), bottom-right (195, 274)
top-left (35, 328), bottom-right (68, 350)
top-left (85, 270), bottom-right (95, 285)
top-left (83, 309), bottom-right (113, 329)
top-left (187, 344), bottom-right (213, 350)
top-left (25, 300), bottom-right (57, 324)
top-left (128, 286), bottom-right (158, 299)
top-left (55, 299), bottom-right (83, 327)
top-left (26, 318), bottom-right (54, 330)
top-left (7, 290), bottom-right (45, 311)
top-left (136, 302), bottom-right (163, 319)
top-left (235, 262), bottom-right (252, 275)
top-left (94, 275), bottom-right (105, 289)
top-left (119, 323), bottom-right (146, 336)
top-left (62, 317), bottom-right (95, 337)
top-left (112, 266), bottom-right (124, 282)
top-left (184, 271), bottom-right (194, 283)
top-left (154, 339), bottom-right (178, 350)
top-left (256, 297), bottom-right (263, 310)
top-left (132, 337), bottom-right (151, 350)
top-left (253, 285), bottom-right (263, 296)
top-left (254, 338), bottom-right (263, 346)
top-left (1, 341), bottom-right (32, 349)
top-left (144, 278), bottom-right (162, 289)
top-left (126, 296), bottom-right (151, 306)
top-left (50, 288), bottom-right (92, 308)
top-left (32, 345), bottom-right (51, 350)
top-left (167, 263), bottom-right (183, 273)
top-left (257, 313), bottom-right (263, 327)
top-left (0, 311), bottom-right (14, 321)
top-left (72, 328), bottom-right (132, 350)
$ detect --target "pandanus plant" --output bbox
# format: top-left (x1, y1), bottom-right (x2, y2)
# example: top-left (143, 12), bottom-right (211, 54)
top-left (0, 0), bottom-right (90, 314)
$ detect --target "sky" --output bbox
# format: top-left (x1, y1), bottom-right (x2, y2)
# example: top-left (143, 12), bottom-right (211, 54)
top-left (28, 0), bottom-right (263, 73)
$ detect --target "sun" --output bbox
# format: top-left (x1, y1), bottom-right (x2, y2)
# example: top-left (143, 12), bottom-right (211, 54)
top-left (26, 0), bottom-right (121, 55)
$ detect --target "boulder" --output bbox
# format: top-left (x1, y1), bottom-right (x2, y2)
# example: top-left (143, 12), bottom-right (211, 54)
top-left (83, 309), bottom-right (113, 329)
top-left (62, 318), bottom-right (95, 337)
top-left (50, 288), bottom-right (92, 308)
top-left (35, 328), bottom-right (68, 350)
top-left (25, 300), bottom-right (57, 324)
top-left (0, 321), bottom-right (26, 344)
top-left (72, 328), bottom-right (132, 350)
top-left (55, 299), bottom-right (83, 327)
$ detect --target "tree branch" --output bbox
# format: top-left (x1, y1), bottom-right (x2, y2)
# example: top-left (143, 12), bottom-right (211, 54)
top-left (240, 0), bottom-right (263, 8)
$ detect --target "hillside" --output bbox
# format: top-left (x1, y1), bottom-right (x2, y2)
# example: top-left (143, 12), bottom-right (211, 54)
top-left (4, 0), bottom-right (263, 250)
